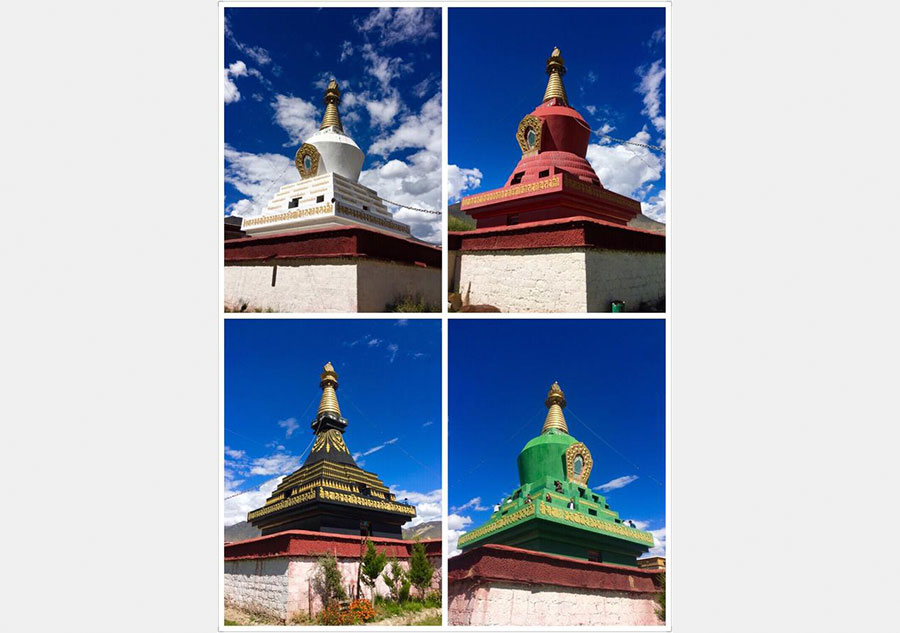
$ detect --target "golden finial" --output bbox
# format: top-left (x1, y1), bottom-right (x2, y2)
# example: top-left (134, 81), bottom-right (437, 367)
top-left (542, 47), bottom-right (569, 106)
top-left (541, 381), bottom-right (569, 434)
top-left (318, 362), bottom-right (341, 416)
top-left (320, 79), bottom-right (344, 132)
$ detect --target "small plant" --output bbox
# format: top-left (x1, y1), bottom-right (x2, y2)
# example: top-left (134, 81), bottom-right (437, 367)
top-left (399, 578), bottom-right (411, 603)
top-left (382, 556), bottom-right (407, 601)
top-left (312, 552), bottom-right (347, 609)
top-left (424, 590), bottom-right (441, 608)
top-left (386, 293), bottom-right (436, 312)
top-left (407, 540), bottom-right (434, 599)
top-left (448, 215), bottom-right (476, 231)
top-left (654, 572), bottom-right (666, 623)
top-left (360, 539), bottom-right (388, 602)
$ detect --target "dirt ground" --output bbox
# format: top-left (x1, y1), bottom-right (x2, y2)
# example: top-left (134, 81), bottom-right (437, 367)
top-left (224, 604), bottom-right (441, 626)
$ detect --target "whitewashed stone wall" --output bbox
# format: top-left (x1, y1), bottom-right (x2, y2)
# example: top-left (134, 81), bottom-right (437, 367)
top-left (449, 580), bottom-right (661, 627)
top-left (458, 249), bottom-right (588, 312)
top-left (225, 555), bottom-right (442, 622)
top-left (456, 248), bottom-right (664, 312)
top-left (224, 558), bottom-right (291, 620)
top-left (224, 258), bottom-right (440, 313)
top-left (356, 260), bottom-right (441, 312)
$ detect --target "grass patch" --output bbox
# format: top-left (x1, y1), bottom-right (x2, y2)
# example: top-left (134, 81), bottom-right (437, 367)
top-left (418, 613), bottom-right (442, 625)
top-left (386, 293), bottom-right (436, 312)
top-left (223, 619), bottom-right (239, 626)
top-left (448, 215), bottom-right (476, 231)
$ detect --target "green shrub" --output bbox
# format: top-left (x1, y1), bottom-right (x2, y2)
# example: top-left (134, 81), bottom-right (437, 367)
top-left (448, 215), bottom-right (476, 231)
top-left (360, 539), bottom-right (388, 601)
top-left (399, 579), bottom-right (411, 603)
top-left (382, 557), bottom-right (407, 602)
top-left (312, 552), bottom-right (346, 607)
top-left (408, 541), bottom-right (434, 599)
top-left (424, 590), bottom-right (441, 608)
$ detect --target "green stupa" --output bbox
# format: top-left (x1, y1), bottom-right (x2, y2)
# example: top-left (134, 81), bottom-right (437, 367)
top-left (457, 382), bottom-right (654, 566)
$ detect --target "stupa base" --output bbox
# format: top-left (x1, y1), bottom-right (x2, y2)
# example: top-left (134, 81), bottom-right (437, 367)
top-left (449, 216), bottom-right (664, 313)
top-left (448, 544), bottom-right (663, 626)
top-left (224, 225), bottom-right (441, 313)
top-left (224, 531), bottom-right (442, 622)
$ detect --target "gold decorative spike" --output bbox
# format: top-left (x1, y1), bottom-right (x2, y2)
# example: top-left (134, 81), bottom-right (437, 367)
top-left (318, 362), bottom-right (341, 416)
top-left (542, 47), bottom-right (569, 106)
top-left (541, 381), bottom-right (569, 434)
top-left (319, 79), bottom-right (344, 131)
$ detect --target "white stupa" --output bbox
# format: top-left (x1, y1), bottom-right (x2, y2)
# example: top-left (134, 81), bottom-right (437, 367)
top-left (240, 80), bottom-right (411, 238)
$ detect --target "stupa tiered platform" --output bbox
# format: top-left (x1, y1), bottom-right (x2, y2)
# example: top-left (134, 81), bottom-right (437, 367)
top-left (449, 48), bottom-right (664, 313)
top-left (224, 80), bottom-right (440, 312)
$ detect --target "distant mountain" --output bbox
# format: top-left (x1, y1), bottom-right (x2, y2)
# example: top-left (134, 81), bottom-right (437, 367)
top-left (403, 520), bottom-right (442, 541)
top-left (224, 519), bottom-right (442, 543)
top-left (224, 521), bottom-right (260, 543)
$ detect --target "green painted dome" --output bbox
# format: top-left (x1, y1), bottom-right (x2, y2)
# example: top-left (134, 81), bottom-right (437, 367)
top-left (517, 428), bottom-right (577, 485)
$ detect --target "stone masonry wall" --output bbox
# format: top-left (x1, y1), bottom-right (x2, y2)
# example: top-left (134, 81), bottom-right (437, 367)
top-left (458, 249), bottom-right (588, 312)
top-left (457, 247), bottom-right (664, 312)
top-left (224, 558), bottom-right (291, 621)
top-left (449, 579), bottom-right (662, 627)
top-left (225, 554), bottom-right (442, 622)
top-left (225, 258), bottom-right (358, 312)
top-left (585, 249), bottom-right (665, 312)
top-left (224, 258), bottom-right (440, 313)
top-left (356, 259), bottom-right (441, 312)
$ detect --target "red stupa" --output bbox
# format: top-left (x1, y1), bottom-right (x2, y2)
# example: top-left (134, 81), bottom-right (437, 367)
top-left (461, 47), bottom-right (642, 228)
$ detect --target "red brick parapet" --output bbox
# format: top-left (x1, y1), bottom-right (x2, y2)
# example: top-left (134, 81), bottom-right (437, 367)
top-left (224, 225), bottom-right (441, 269)
top-left (448, 216), bottom-right (665, 254)
top-left (225, 529), bottom-right (441, 561)
top-left (449, 544), bottom-right (662, 593)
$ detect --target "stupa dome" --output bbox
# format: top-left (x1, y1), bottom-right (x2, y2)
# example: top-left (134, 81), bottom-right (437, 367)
top-left (304, 80), bottom-right (365, 182)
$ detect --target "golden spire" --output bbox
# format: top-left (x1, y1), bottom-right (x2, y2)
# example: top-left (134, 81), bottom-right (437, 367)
top-left (317, 362), bottom-right (341, 417)
top-left (542, 47), bottom-right (569, 106)
top-left (319, 79), bottom-right (344, 132)
top-left (541, 381), bottom-right (569, 434)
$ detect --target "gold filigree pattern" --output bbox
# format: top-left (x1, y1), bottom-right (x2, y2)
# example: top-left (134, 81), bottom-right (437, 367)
top-left (320, 489), bottom-right (416, 515)
top-left (460, 176), bottom-right (561, 208)
top-left (564, 442), bottom-right (593, 485)
top-left (516, 115), bottom-right (543, 155)
top-left (562, 175), bottom-right (641, 209)
top-left (457, 503), bottom-right (537, 547)
top-left (247, 489), bottom-right (316, 520)
top-left (241, 203), bottom-right (332, 228)
top-left (295, 143), bottom-right (320, 179)
top-left (335, 203), bottom-right (411, 234)
top-left (311, 429), bottom-right (349, 454)
top-left (538, 501), bottom-right (653, 544)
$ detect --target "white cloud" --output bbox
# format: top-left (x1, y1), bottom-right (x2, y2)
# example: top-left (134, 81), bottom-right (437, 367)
top-left (352, 437), bottom-right (399, 460)
top-left (647, 27), bottom-right (666, 47)
top-left (225, 19), bottom-right (273, 66)
top-left (224, 446), bottom-right (245, 460)
top-left (647, 526), bottom-right (667, 557)
top-left (636, 60), bottom-right (666, 133)
top-left (355, 7), bottom-right (439, 48)
top-left (594, 474), bottom-right (639, 492)
top-left (223, 60), bottom-right (248, 104)
top-left (447, 513), bottom-right (473, 556)
top-left (339, 40), bottom-right (354, 62)
top-left (277, 417), bottom-right (299, 438)
top-left (386, 343), bottom-right (399, 363)
top-left (360, 43), bottom-right (407, 93)
top-left (223, 145), bottom-right (295, 218)
top-left (224, 475), bottom-right (283, 526)
top-left (271, 94), bottom-right (319, 146)
top-left (392, 488), bottom-right (442, 527)
top-left (586, 70), bottom-right (598, 84)
top-left (367, 338), bottom-right (381, 347)
top-left (642, 188), bottom-right (667, 223)
top-left (447, 164), bottom-right (483, 203)
top-left (365, 91), bottom-right (403, 127)
top-left (421, 420), bottom-right (433, 428)
top-left (249, 450), bottom-right (301, 476)
top-left (451, 497), bottom-right (489, 513)
top-left (369, 93), bottom-right (441, 156)
top-left (585, 127), bottom-right (664, 202)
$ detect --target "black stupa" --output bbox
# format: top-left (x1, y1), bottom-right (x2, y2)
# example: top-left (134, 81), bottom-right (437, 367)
top-left (247, 363), bottom-right (416, 537)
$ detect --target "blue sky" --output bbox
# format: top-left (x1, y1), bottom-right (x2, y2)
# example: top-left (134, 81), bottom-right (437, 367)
top-left (224, 319), bottom-right (442, 527)
top-left (448, 7), bottom-right (667, 222)
top-left (448, 319), bottom-right (666, 556)
top-left (224, 7), bottom-right (443, 242)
